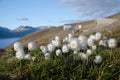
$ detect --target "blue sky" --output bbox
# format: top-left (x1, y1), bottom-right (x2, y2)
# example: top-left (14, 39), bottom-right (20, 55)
top-left (0, 0), bottom-right (120, 29)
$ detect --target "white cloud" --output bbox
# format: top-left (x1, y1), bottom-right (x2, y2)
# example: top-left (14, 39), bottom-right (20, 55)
top-left (62, 0), bottom-right (120, 20)
top-left (16, 18), bottom-right (29, 21)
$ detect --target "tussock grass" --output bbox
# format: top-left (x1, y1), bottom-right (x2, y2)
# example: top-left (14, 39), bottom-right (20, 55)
top-left (0, 27), bottom-right (120, 80)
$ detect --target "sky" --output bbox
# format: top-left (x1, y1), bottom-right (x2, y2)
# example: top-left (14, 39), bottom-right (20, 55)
top-left (0, 0), bottom-right (120, 30)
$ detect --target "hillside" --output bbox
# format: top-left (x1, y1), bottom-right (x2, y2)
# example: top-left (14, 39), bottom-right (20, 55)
top-left (19, 27), bottom-right (72, 45)
top-left (107, 12), bottom-right (120, 19)
top-left (18, 13), bottom-right (120, 45)
top-left (1, 17), bottom-right (120, 80)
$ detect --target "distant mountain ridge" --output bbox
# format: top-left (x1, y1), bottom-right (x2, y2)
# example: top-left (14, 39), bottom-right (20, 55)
top-left (0, 26), bottom-right (51, 38)
top-left (0, 26), bottom-right (11, 32)
top-left (13, 26), bottom-right (35, 32)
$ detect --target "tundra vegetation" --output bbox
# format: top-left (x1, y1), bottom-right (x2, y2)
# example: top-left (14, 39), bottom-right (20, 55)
top-left (0, 26), bottom-right (120, 80)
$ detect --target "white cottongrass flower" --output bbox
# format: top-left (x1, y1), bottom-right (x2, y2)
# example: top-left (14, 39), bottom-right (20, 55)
top-left (89, 34), bottom-right (96, 40)
top-left (62, 45), bottom-right (69, 53)
top-left (78, 35), bottom-right (88, 50)
top-left (99, 40), bottom-right (108, 47)
top-left (45, 53), bottom-right (50, 60)
top-left (28, 42), bottom-right (36, 51)
top-left (15, 50), bottom-right (25, 59)
top-left (67, 43), bottom-right (71, 49)
top-left (63, 37), bottom-right (68, 43)
top-left (92, 45), bottom-right (97, 50)
top-left (55, 36), bottom-right (60, 42)
top-left (80, 53), bottom-right (88, 62)
top-left (86, 49), bottom-right (92, 56)
top-left (73, 50), bottom-right (78, 55)
top-left (56, 49), bottom-right (62, 56)
top-left (78, 35), bottom-right (88, 44)
top-left (14, 42), bottom-right (23, 52)
top-left (70, 39), bottom-right (79, 50)
top-left (53, 41), bottom-right (61, 47)
top-left (108, 38), bottom-right (117, 48)
top-left (47, 43), bottom-right (55, 52)
top-left (87, 38), bottom-right (94, 47)
top-left (79, 43), bottom-right (87, 50)
top-left (41, 46), bottom-right (48, 53)
top-left (65, 37), bottom-right (68, 41)
top-left (95, 32), bottom-right (102, 41)
top-left (99, 40), bottom-right (104, 46)
top-left (52, 40), bottom-right (56, 44)
top-left (32, 56), bottom-right (36, 61)
top-left (94, 55), bottom-right (102, 64)
top-left (25, 54), bottom-right (32, 60)
top-left (103, 40), bottom-right (109, 47)
top-left (63, 39), bottom-right (66, 43)
top-left (40, 45), bottom-right (44, 50)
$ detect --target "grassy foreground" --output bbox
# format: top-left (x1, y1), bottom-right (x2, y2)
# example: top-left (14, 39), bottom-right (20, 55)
top-left (0, 27), bottom-right (120, 80)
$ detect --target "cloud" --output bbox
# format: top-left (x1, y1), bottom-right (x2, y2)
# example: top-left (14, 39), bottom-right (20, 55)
top-left (16, 18), bottom-right (29, 21)
top-left (62, 0), bottom-right (120, 20)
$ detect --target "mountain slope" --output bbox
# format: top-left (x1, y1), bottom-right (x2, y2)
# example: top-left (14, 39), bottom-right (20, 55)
top-left (0, 27), bottom-right (12, 38)
top-left (18, 12), bottom-right (120, 45)
top-left (0, 26), bottom-right (11, 32)
top-left (19, 27), bottom-right (71, 45)
top-left (108, 12), bottom-right (120, 19)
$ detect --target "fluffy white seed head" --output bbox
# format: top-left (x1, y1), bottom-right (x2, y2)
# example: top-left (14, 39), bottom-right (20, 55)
top-left (25, 54), bottom-right (32, 60)
top-left (79, 43), bottom-right (87, 50)
top-left (94, 55), bottom-right (102, 64)
top-left (67, 43), bottom-right (71, 49)
top-left (14, 42), bottom-right (23, 52)
top-left (45, 53), bottom-right (50, 60)
top-left (79, 37), bottom-right (88, 50)
top-left (63, 39), bottom-right (66, 43)
top-left (55, 36), bottom-right (60, 42)
top-left (62, 45), bottom-right (69, 53)
top-left (87, 38), bottom-right (94, 47)
top-left (52, 40), bottom-right (55, 44)
top-left (99, 40), bottom-right (104, 46)
top-left (78, 35), bottom-right (88, 44)
top-left (86, 49), bottom-right (92, 56)
top-left (28, 42), bottom-right (36, 51)
top-left (41, 46), bottom-right (48, 53)
top-left (108, 38), bottom-right (117, 48)
top-left (47, 43), bottom-right (55, 52)
top-left (89, 35), bottom-right (96, 40)
top-left (53, 41), bottom-right (61, 47)
top-left (103, 40), bottom-right (109, 47)
top-left (15, 50), bottom-right (25, 59)
top-left (95, 32), bottom-right (102, 41)
top-left (70, 39), bottom-right (79, 50)
top-left (73, 50), bottom-right (78, 55)
top-left (56, 49), bottom-right (62, 56)
top-left (65, 37), bottom-right (68, 42)
top-left (99, 40), bottom-right (108, 47)
top-left (92, 45), bottom-right (97, 50)
top-left (32, 56), bottom-right (36, 61)
top-left (80, 53), bottom-right (88, 61)
top-left (40, 46), bottom-right (44, 50)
